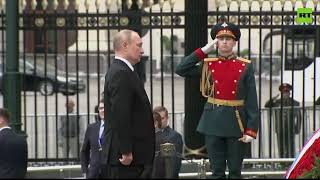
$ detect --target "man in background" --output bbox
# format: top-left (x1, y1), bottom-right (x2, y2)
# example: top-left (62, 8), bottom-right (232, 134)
top-left (0, 108), bottom-right (28, 178)
top-left (81, 98), bottom-right (109, 178)
top-left (59, 99), bottom-right (84, 158)
top-left (265, 83), bottom-right (301, 158)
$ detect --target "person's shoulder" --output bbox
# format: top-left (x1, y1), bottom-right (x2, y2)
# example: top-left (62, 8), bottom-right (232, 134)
top-left (204, 57), bottom-right (219, 62)
top-left (88, 122), bottom-right (99, 129)
top-left (236, 57), bottom-right (251, 64)
top-left (169, 128), bottom-right (182, 137)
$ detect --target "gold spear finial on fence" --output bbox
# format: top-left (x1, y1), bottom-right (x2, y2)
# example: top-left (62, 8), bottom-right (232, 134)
top-left (19, 0), bottom-right (26, 11)
top-left (85, 0), bottom-right (90, 10)
top-left (52, 0), bottom-right (58, 10)
top-left (96, 0), bottom-right (101, 10)
top-left (105, 0), bottom-right (112, 10)
top-left (290, 0), bottom-right (296, 6)
top-left (159, 0), bottom-right (164, 9)
top-left (169, 0), bottom-right (175, 8)
top-left (127, 0), bottom-right (132, 9)
top-left (258, 0), bottom-right (264, 6)
top-left (280, 0), bottom-right (286, 6)
top-left (247, 0), bottom-right (253, 7)
top-left (269, 0), bottom-right (274, 7)
top-left (137, 0), bottom-right (143, 9)
top-left (0, 0), bottom-right (5, 11)
top-left (215, 0), bottom-right (221, 8)
top-left (31, 0), bottom-right (37, 10)
top-left (226, 0), bottom-right (232, 7)
top-left (75, 0), bottom-right (79, 10)
top-left (149, 0), bottom-right (154, 6)
top-left (42, 0), bottom-right (48, 10)
top-left (116, 0), bottom-right (122, 10)
top-left (63, 0), bottom-right (69, 10)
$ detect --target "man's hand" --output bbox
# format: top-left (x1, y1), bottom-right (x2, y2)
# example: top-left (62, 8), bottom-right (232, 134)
top-left (119, 152), bottom-right (133, 166)
top-left (201, 38), bottom-right (218, 54)
top-left (238, 135), bottom-right (254, 143)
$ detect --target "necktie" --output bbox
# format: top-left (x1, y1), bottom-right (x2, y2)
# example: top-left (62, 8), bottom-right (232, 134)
top-left (98, 123), bottom-right (104, 147)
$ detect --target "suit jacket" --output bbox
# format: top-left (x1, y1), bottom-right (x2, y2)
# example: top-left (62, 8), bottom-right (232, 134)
top-left (103, 59), bottom-right (155, 166)
top-left (0, 128), bottom-right (28, 178)
top-left (175, 50), bottom-right (259, 138)
top-left (80, 121), bottom-right (106, 178)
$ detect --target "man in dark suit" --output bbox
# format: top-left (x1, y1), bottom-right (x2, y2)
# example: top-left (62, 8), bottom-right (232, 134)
top-left (103, 29), bottom-right (155, 179)
top-left (81, 99), bottom-right (109, 178)
top-left (0, 108), bottom-right (28, 178)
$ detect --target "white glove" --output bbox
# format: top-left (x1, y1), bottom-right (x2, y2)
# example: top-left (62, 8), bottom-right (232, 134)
top-left (238, 135), bottom-right (254, 143)
top-left (201, 39), bottom-right (218, 54)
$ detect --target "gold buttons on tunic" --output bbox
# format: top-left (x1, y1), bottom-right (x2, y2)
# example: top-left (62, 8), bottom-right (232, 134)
top-left (217, 91), bottom-right (220, 94)
top-left (234, 80), bottom-right (237, 83)
top-left (232, 91), bottom-right (235, 94)
top-left (233, 60), bottom-right (236, 62)
top-left (211, 69), bottom-right (215, 72)
top-left (239, 70), bottom-right (242, 73)
top-left (215, 80), bottom-right (218, 83)
top-left (218, 61), bottom-right (222, 64)
top-left (209, 62), bottom-right (212, 65)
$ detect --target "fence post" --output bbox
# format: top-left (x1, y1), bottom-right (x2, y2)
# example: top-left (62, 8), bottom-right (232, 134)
top-left (160, 142), bottom-right (176, 178)
top-left (4, 0), bottom-right (22, 133)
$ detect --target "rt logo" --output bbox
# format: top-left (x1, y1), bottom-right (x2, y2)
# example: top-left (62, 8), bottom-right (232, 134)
top-left (296, 8), bottom-right (313, 24)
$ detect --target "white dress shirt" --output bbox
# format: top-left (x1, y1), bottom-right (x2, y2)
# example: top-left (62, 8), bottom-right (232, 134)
top-left (0, 126), bottom-right (11, 132)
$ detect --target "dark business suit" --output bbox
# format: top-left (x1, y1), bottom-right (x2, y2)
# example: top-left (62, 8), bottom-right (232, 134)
top-left (0, 128), bottom-right (28, 178)
top-left (81, 121), bottom-right (109, 178)
top-left (103, 59), bottom-right (155, 179)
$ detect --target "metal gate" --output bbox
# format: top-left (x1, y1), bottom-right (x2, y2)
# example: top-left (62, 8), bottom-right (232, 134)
top-left (0, 0), bottom-right (320, 163)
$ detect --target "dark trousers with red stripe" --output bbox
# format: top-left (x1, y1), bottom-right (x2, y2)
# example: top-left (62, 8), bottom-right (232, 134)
top-left (205, 135), bottom-right (245, 179)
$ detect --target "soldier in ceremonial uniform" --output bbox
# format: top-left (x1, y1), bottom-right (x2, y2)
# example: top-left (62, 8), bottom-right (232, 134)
top-left (175, 22), bottom-right (259, 179)
top-left (265, 83), bottom-right (301, 158)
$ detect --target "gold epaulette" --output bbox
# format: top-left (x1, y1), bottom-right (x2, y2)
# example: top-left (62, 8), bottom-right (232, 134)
top-left (204, 58), bottom-right (219, 62)
top-left (237, 57), bottom-right (251, 63)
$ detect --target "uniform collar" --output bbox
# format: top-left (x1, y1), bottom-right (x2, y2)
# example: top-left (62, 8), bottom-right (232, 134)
top-left (218, 53), bottom-right (237, 60)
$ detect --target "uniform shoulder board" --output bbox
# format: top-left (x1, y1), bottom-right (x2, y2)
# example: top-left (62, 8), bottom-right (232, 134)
top-left (204, 58), bottom-right (219, 62)
top-left (237, 57), bottom-right (251, 63)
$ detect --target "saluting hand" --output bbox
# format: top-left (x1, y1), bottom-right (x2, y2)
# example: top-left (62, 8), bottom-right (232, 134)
top-left (201, 38), bottom-right (218, 54)
top-left (119, 152), bottom-right (133, 166)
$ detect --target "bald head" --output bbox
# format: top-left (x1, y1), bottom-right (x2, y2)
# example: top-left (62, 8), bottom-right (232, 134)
top-left (113, 29), bottom-right (144, 65)
top-left (113, 30), bottom-right (133, 51)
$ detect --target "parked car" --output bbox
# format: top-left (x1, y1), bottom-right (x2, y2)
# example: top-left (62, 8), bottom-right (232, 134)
top-left (0, 58), bottom-right (86, 96)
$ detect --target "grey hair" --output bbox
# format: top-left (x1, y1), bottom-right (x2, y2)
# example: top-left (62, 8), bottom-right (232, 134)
top-left (113, 29), bottom-right (133, 51)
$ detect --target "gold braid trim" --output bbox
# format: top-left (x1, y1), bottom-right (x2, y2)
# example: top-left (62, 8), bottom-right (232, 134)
top-left (204, 58), bottom-right (219, 62)
top-left (200, 62), bottom-right (214, 98)
top-left (235, 108), bottom-right (244, 133)
top-left (237, 57), bottom-right (251, 63)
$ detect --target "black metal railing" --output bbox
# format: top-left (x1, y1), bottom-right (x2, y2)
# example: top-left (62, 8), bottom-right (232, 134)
top-left (0, 0), bottom-right (319, 163)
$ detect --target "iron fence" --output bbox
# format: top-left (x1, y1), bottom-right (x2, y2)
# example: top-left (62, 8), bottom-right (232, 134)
top-left (0, 0), bottom-right (319, 163)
